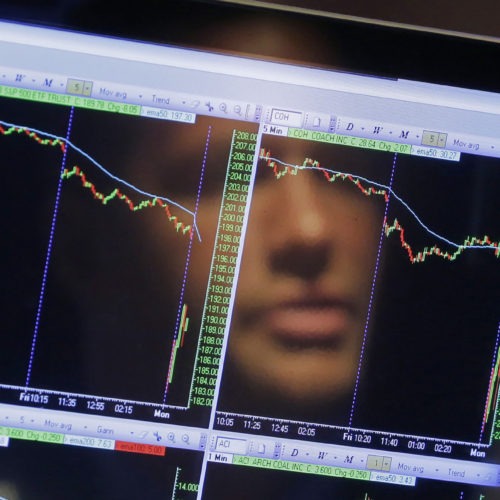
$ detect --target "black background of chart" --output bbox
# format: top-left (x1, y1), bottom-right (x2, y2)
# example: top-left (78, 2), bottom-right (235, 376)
top-left (0, 438), bottom-right (202, 499)
top-left (0, 97), bottom-right (70, 388)
top-left (354, 151), bottom-right (500, 443)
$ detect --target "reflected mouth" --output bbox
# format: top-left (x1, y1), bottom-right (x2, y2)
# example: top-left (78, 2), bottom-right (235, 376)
top-left (265, 299), bottom-right (353, 350)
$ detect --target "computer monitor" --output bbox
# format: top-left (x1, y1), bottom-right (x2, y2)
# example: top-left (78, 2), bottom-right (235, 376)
top-left (0, 1), bottom-right (499, 498)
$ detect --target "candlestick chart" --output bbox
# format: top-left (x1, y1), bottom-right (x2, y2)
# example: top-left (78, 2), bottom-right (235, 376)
top-left (0, 101), bottom-right (256, 428)
top-left (217, 133), bottom-right (499, 445)
top-left (0, 119), bottom-right (198, 238)
top-left (1, 113), bottom-right (206, 406)
top-left (259, 147), bottom-right (499, 263)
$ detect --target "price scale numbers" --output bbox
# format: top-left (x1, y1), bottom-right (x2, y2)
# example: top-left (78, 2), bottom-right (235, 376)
top-left (190, 130), bottom-right (257, 407)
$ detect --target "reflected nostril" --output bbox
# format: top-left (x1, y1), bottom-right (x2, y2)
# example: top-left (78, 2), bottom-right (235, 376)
top-left (269, 240), bottom-right (330, 280)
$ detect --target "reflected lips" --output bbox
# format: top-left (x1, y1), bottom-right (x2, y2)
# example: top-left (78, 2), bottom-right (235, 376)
top-left (266, 299), bottom-right (352, 347)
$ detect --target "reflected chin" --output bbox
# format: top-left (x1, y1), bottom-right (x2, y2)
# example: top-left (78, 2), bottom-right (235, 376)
top-left (261, 355), bottom-right (357, 405)
top-left (226, 327), bottom-right (360, 419)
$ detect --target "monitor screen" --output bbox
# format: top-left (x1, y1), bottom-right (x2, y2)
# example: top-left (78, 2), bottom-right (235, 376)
top-left (0, 1), bottom-right (499, 498)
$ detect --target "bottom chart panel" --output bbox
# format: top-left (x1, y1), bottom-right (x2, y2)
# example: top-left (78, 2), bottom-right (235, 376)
top-left (0, 438), bottom-right (202, 500)
top-left (201, 460), bottom-right (498, 499)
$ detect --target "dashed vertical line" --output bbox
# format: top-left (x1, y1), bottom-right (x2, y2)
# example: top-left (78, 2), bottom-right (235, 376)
top-left (25, 107), bottom-right (75, 386)
top-left (349, 152), bottom-right (398, 427)
top-left (479, 321), bottom-right (500, 443)
top-left (163, 125), bottom-right (212, 403)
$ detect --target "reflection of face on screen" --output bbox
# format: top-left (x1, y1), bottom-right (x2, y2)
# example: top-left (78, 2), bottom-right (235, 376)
top-left (138, 121), bottom-right (385, 419)
top-left (213, 137), bottom-right (386, 420)
top-left (43, 105), bottom-right (386, 419)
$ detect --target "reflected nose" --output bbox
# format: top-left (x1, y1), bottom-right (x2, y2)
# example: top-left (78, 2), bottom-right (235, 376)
top-left (267, 173), bottom-right (331, 281)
